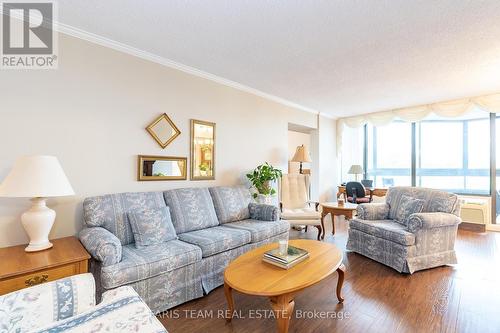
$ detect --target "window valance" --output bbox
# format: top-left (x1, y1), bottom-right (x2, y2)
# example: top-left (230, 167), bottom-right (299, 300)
top-left (336, 92), bottom-right (500, 155)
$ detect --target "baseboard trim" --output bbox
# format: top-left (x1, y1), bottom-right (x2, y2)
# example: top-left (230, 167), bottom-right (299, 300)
top-left (459, 222), bottom-right (486, 232)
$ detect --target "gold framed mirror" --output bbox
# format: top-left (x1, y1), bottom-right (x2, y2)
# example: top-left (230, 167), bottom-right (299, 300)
top-left (190, 119), bottom-right (215, 180)
top-left (146, 113), bottom-right (181, 149)
top-left (138, 155), bottom-right (187, 181)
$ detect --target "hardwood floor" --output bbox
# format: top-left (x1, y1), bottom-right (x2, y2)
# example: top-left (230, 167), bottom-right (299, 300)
top-left (158, 217), bottom-right (500, 333)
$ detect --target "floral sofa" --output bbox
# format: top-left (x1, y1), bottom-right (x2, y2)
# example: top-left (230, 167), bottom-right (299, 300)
top-left (0, 273), bottom-right (166, 333)
top-left (79, 186), bottom-right (289, 314)
top-left (347, 186), bottom-right (461, 273)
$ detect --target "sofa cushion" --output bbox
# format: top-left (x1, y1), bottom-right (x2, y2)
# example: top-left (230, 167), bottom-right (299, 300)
top-left (393, 195), bottom-right (425, 225)
top-left (224, 219), bottom-right (290, 243)
top-left (83, 192), bottom-right (166, 245)
top-left (101, 240), bottom-right (202, 289)
top-left (386, 186), bottom-right (460, 219)
top-left (209, 186), bottom-right (252, 223)
top-left (178, 226), bottom-right (251, 257)
top-left (349, 219), bottom-right (415, 246)
top-left (163, 187), bottom-right (220, 234)
top-left (128, 206), bottom-right (177, 248)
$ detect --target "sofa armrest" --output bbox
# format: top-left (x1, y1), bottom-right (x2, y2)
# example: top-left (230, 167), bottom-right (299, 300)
top-left (0, 273), bottom-right (96, 333)
top-left (407, 212), bottom-right (461, 233)
top-left (356, 203), bottom-right (390, 220)
top-left (249, 203), bottom-right (280, 221)
top-left (79, 227), bottom-right (122, 266)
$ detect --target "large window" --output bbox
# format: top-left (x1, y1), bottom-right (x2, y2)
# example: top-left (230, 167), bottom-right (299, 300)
top-left (365, 113), bottom-right (491, 195)
top-left (367, 122), bottom-right (412, 187)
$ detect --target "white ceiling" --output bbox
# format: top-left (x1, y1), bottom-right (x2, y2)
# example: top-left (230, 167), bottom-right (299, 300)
top-left (57, 1), bottom-right (500, 118)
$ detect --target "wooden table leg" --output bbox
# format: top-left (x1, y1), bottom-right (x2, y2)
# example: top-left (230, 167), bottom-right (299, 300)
top-left (320, 210), bottom-right (328, 240)
top-left (314, 225), bottom-right (322, 241)
top-left (336, 264), bottom-right (346, 303)
top-left (270, 293), bottom-right (295, 333)
top-left (224, 283), bottom-right (234, 322)
top-left (331, 214), bottom-right (336, 236)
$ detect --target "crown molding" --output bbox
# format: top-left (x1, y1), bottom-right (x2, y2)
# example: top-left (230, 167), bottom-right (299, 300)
top-left (54, 22), bottom-right (332, 118)
top-left (0, 5), bottom-right (335, 118)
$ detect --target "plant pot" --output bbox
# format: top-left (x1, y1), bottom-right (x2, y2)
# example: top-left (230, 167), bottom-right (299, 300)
top-left (256, 194), bottom-right (274, 205)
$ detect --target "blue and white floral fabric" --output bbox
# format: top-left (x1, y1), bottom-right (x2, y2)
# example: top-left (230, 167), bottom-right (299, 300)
top-left (100, 240), bottom-right (202, 289)
top-left (356, 203), bottom-right (390, 220)
top-left (163, 188), bottom-right (220, 234)
top-left (83, 192), bottom-right (167, 245)
top-left (79, 227), bottom-right (122, 266)
top-left (0, 273), bottom-right (95, 333)
top-left (128, 206), bottom-right (177, 248)
top-left (393, 194), bottom-right (425, 225)
top-left (33, 286), bottom-right (167, 333)
top-left (178, 226), bottom-right (251, 257)
top-left (248, 203), bottom-right (280, 221)
top-left (347, 186), bottom-right (461, 273)
top-left (80, 186), bottom-right (291, 315)
top-left (225, 219), bottom-right (289, 242)
top-left (209, 186), bottom-right (252, 223)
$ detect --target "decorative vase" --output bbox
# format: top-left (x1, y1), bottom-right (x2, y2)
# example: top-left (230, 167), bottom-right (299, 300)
top-left (256, 194), bottom-right (274, 205)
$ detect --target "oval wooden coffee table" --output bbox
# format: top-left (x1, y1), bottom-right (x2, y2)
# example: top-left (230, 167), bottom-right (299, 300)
top-left (224, 239), bottom-right (345, 333)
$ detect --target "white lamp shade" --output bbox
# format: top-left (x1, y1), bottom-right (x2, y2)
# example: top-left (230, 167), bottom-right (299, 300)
top-left (0, 155), bottom-right (74, 198)
top-left (291, 145), bottom-right (312, 163)
top-left (348, 164), bottom-right (363, 174)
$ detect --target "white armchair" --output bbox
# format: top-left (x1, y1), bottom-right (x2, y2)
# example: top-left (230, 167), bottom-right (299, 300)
top-left (280, 174), bottom-right (323, 240)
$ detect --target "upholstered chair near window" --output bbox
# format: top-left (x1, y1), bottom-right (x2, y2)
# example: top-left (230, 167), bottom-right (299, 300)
top-left (280, 174), bottom-right (323, 240)
top-left (347, 186), bottom-right (461, 273)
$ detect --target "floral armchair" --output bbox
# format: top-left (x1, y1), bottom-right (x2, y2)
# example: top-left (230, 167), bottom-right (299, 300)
top-left (347, 186), bottom-right (461, 273)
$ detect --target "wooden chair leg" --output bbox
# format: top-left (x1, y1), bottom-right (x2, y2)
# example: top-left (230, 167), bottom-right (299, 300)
top-left (314, 225), bottom-right (322, 241)
top-left (305, 226), bottom-right (308, 232)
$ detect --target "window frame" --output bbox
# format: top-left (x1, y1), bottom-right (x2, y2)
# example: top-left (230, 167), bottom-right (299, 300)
top-left (363, 114), bottom-right (495, 197)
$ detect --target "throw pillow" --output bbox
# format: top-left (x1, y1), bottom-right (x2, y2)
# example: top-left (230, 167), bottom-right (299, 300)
top-left (394, 195), bottom-right (425, 225)
top-left (128, 207), bottom-right (177, 248)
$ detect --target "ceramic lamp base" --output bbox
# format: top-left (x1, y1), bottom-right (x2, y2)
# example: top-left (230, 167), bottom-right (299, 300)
top-left (25, 241), bottom-right (53, 252)
top-left (21, 198), bottom-right (55, 252)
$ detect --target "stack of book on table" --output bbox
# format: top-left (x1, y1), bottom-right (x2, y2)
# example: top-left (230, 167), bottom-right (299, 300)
top-left (262, 245), bottom-right (309, 269)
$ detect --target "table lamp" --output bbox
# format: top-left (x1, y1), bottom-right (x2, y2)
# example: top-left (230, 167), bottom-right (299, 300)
top-left (348, 164), bottom-right (363, 181)
top-left (0, 155), bottom-right (74, 252)
top-left (291, 144), bottom-right (312, 174)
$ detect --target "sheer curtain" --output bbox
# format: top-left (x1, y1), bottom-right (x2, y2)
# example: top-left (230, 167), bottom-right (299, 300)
top-left (336, 92), bottom-right (500, 154)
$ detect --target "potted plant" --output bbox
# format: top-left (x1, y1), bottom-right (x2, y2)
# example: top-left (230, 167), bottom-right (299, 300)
top-left (246, 162), bottom-right (282, 204)
top-left (199, 162), bottom-right (209, 176)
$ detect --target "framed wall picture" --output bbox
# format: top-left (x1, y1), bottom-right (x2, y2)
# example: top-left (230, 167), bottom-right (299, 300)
top-left (138, 155), bottom-right (187, 181)
top-left (146, 113), bottom-right (181, 149)
top-left (190, 119), bottom-right (215, 180)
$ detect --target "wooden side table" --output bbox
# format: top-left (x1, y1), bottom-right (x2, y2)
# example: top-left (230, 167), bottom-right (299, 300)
top-left (320, 202), bottom-right (358, 237)
top-left (0, 236), bottom-right (90, 295)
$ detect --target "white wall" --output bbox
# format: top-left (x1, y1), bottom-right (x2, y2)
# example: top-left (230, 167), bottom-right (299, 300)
top-left (0, 33), bottom-right (339, 247)
top-left (317, 116), bottom-right (337, 202)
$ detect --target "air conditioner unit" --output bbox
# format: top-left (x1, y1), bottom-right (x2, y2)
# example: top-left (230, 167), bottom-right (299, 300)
top-left (460, 202), bottom-right (488, 225)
